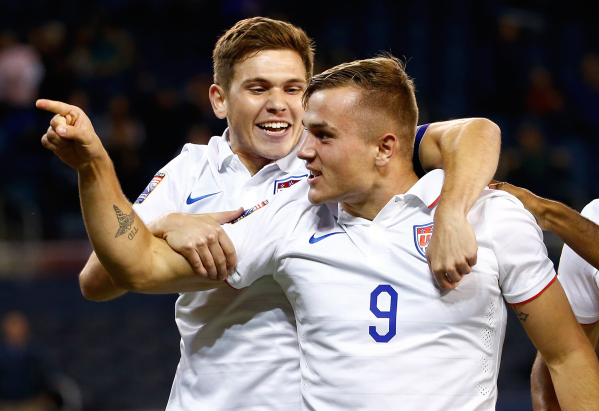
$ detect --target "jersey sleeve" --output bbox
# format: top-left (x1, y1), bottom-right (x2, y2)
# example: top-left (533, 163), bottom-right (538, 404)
top-left (132, 145), bottom-right (194, 224)
top-left (412, 124), bottom-right (430, 178)
top-left (224, 181), bottom-right (310, 290)
top-left (558, 200), bottom-right (599, 324)
top-left (486, 195), bottom-right (557, 305)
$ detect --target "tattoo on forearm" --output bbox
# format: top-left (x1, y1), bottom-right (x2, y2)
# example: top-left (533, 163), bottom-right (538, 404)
top-left (113, 205), bottom-right (135, 238)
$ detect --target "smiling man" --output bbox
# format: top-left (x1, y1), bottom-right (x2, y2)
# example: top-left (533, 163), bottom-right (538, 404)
top-left (38, 18), bottom-right (502, 411)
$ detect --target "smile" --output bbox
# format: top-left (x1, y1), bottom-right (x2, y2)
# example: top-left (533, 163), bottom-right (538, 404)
top-left (257, 121), bottom-right (291, 135)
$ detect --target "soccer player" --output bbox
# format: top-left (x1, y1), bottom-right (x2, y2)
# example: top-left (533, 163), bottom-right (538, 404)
top-left (492, 182), bottom-right (599, 410)
top-left (38, 18), bottom-right (502, 411)
top-left (41, 54), bottom-right (599, 410)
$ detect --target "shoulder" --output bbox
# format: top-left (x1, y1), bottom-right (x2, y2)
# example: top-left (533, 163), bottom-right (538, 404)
top-left (581, 199), bottom-right (599, 223)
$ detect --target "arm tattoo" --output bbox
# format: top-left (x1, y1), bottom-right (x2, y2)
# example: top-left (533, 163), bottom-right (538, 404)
top-left (114, 205), bottom-right (135, 238)
top-left (514, 307), bottom-right (530, 322)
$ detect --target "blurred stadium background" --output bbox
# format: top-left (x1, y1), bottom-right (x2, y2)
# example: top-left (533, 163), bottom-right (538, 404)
top-left (0, 0), bottom-right (597, 409)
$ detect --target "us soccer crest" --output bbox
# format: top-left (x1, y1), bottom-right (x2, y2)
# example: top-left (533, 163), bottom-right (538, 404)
top-left (413, 223), bottom-right (434, 258)
top-left (273, 175), bottom-right (307, 194)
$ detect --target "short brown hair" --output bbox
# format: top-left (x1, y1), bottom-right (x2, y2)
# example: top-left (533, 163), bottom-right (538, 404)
top-left (303, 55), bottom-right (418, 158)
top-left (213, 17), bottom-right (315, 91)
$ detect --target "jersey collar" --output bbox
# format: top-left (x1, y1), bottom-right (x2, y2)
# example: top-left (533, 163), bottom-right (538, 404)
top-left (400, 169), bottom-right (444, 209)
top-left (337, 169), bottom-right (445, 226)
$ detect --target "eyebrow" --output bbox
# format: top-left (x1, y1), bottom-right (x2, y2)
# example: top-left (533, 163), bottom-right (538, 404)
top-left (302, 120), bottom-right (338, 132)
top-left (241, 77), bottom-right (307, 86)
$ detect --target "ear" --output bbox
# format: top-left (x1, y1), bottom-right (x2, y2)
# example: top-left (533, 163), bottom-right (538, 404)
top-left (375, 134), bottom-right (397, 167)
top-left (209, 84), bottom-right (227, 119)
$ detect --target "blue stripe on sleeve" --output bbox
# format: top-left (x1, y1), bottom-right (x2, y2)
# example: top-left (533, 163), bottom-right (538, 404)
top-left (413, 124), bottom-right (430, 175)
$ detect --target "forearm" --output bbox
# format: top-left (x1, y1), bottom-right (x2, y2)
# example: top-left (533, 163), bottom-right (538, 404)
top-left (79, 252), bottom-right (127, 301)
top-left (430, 118), bottom-right (501, 215)
top-left (78, 156), bottom-right (219, 293)
top-left (531, 352), bottom-right (561, 411)
top-left (542, 201), bottom-right (599, 270)
top-left (545, 346), bottom-right (599, 410)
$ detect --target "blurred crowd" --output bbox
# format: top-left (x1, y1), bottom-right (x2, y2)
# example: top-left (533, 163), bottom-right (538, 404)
top-left (0, 0), bottom-right (598, 244)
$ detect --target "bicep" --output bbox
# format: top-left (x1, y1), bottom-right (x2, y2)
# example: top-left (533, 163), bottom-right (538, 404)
top-left (512, 280), bottom-right (590, 364)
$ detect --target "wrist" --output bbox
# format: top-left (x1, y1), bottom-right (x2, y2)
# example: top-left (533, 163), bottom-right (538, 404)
top-left (78, 153), bottom-right (113, 181)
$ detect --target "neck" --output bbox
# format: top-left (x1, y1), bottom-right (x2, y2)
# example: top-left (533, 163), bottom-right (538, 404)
top-left (341, 164), bottom-right (419, 221)
top-left (234, 151), bottom-right (273, 176)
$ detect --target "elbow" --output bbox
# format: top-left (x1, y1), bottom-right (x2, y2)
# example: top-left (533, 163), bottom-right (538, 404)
top-left (469, 118), bottom-right (501, 144)
top-left (79, 274), bottom-right (113, 302)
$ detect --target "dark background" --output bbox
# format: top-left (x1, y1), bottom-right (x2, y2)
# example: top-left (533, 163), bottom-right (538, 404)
top-left (0, 0), bottom-right (597, 409)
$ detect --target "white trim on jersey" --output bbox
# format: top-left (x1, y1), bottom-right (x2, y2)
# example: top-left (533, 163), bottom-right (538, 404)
top-left (558, 199), bottom-right (599, 325)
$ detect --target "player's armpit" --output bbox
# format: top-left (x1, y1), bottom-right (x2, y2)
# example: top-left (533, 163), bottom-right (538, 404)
top-left (513, 280), bottom-right (599, 411)
top-left (79, 252), bottom-right (127, 301)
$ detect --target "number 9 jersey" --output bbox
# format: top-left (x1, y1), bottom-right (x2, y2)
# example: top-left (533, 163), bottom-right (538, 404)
top-left (224, 170), bottom-right (556, 411)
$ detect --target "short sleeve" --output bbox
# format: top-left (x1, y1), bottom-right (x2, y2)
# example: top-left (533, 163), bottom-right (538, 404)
top-left (132, 145), bottom-right (193, 224)
top-left (486, 195), bottom-right (557, 305)
top-left (412, 124), bottom-right (430, 178)
top-left (224, 180), bottom-right (311, 290)
top-left (558, 200), bottom-right (599, 324)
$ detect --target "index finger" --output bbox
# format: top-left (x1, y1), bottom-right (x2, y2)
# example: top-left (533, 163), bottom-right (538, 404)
top-left (36, 99), bottom-right (74, 116)
top-left (218, 229), bottom-right (237, 271)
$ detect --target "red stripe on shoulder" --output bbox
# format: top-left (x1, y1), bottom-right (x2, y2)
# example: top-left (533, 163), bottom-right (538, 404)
top-left (581, 319), bottom-right (599, 326)
top-left (509, 275), bottom-right (557, 306)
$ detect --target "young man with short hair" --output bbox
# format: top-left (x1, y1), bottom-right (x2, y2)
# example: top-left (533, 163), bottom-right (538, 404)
top-left (38, 18), bottom-right (502, 411)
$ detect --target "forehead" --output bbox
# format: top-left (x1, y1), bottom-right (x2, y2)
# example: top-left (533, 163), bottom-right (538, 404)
top-left (303, 87), bottom-right (362, 129)
top-left (231, 49), bottom-right (307, 84)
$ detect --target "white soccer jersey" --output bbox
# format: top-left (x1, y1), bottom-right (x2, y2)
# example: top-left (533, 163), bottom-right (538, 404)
top-left (132, 130), bottom-right (308, 411)
top-left (225, 170), bottom-right (556, 411)
top-left (558, 199), bottom-right (599, 325)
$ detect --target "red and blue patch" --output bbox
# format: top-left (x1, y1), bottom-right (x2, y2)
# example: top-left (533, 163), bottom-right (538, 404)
top-left (413, 223), bottom-right (434, 258)
top-left (231, 200), bottom-right (269, 224)
top-left (134, 172), bottom-right (166, 204)
top-left (273, 175), bottom-right (307, 194)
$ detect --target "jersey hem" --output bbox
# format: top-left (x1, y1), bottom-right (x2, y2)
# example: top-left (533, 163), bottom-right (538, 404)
top-left (508, 275), bottom-right (557, 306)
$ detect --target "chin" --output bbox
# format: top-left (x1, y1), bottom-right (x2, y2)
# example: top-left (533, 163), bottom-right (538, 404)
top-left (307, 189), bottom-right (330, 205)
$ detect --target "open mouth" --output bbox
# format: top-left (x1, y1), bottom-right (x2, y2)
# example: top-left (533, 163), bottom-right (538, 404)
top-left (308, 169), bottom-right (322, 180)
top-left (257, 121), bottom-right (291, 135)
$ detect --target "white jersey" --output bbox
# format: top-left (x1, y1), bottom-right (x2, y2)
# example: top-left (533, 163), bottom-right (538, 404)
top-left (132, 130), bottom-right (308, 411)
top-left (225, 170), bottom-right (556, 411)
top-left (558, 199), bottom-right (599, 325)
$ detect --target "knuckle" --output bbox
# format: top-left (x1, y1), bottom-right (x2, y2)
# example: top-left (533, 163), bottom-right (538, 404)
top-left (205, 233), bottom-right (217, 243)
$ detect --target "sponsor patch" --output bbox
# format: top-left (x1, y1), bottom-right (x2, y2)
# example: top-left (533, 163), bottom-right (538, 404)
top-left (413, 223), bottom-right (434, 258)
top-left (134, 173), bottom-right (166, 204)
top-left (273, 175), bottom-right (307, 194)
top-left (230, 200), bottom-right (269, 224)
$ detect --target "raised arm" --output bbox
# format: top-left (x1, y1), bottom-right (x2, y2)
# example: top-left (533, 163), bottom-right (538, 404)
top-left (492, 182), bottom-right (599, 270)
top-left (37, 99), bottom-right (222, 294)
top-left (513, 282), bottom-right (599, 410)
top-left (419, 118), bottom-right (501, 289)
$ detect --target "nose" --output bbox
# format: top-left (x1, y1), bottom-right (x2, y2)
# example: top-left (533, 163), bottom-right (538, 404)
top-left (298, 132), bottom-right (315, 161)
top-left (265, 89), bottom-right (286, 114)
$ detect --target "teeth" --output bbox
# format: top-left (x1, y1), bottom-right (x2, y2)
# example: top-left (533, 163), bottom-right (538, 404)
top-left (259, 122), bottom-right (290, 129)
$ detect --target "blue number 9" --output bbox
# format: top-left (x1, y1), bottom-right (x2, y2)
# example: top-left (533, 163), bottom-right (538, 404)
top-left (369, 285), bottom-right (398, 343)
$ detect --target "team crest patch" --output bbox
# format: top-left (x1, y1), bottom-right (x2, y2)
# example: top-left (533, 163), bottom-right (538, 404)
top-left (134, 173), bottom-right (166, 204)
top-left (273, 175), bottom-right (308, 194)
top-left (413, 223), bottom-right (434, 258)
top-left (231, 200), bottom-right (269, 224)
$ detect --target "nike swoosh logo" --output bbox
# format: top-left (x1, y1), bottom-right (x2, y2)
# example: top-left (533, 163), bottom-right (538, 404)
top-left (309, 232), bottom-right (345, 244)
top-left (186, 191), bottom-right (222, 204)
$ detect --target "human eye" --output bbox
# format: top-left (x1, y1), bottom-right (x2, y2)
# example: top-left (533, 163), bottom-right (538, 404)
top-left (249, 86), bottom-right (266, 94)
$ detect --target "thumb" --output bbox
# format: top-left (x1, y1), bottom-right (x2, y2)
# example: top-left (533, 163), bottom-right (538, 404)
top-left (55, 124), bottom-right (90, 142)
top-left (208, 207), bottom-right (244, 224)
